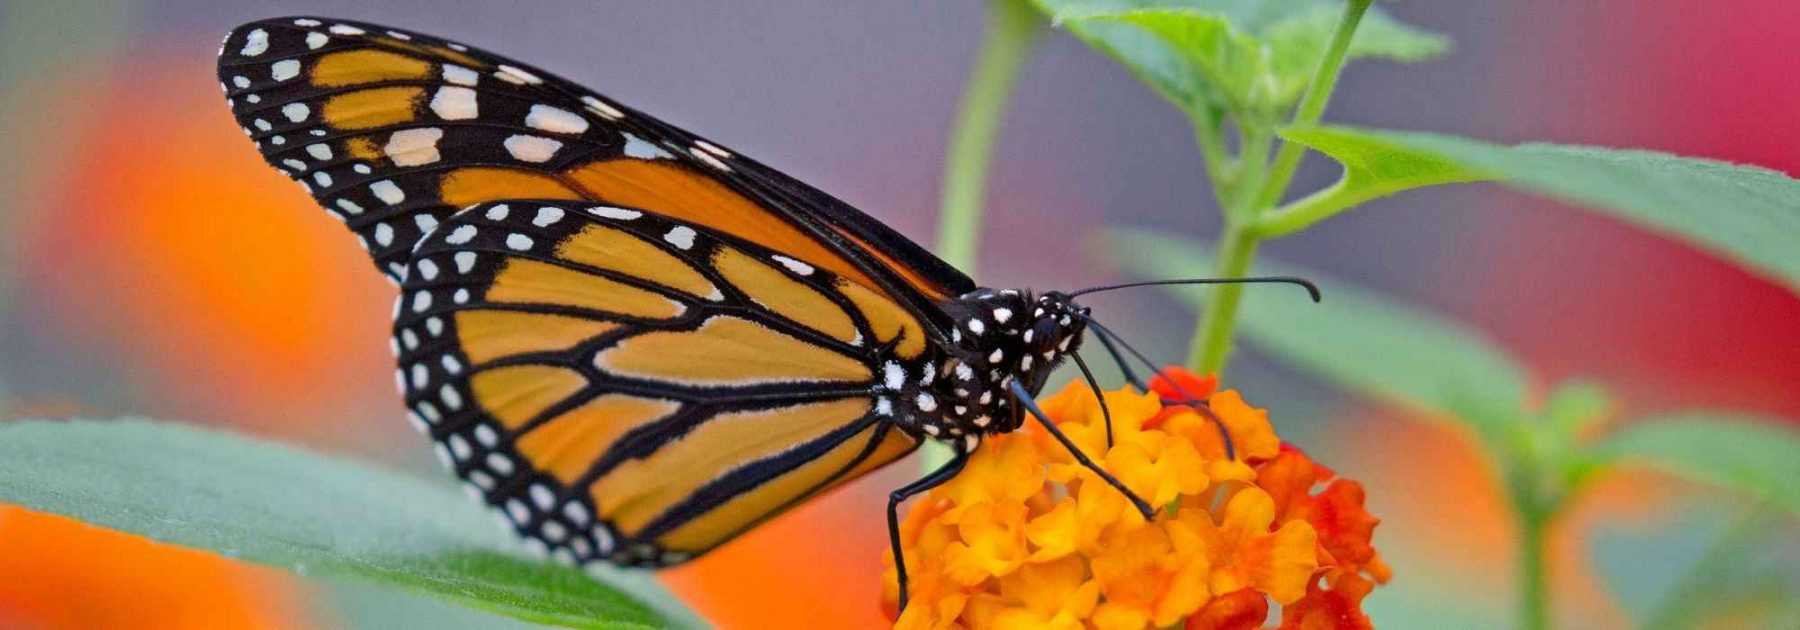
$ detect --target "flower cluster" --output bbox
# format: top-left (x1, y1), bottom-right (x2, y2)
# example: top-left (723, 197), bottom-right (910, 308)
top-left (882, 368), bottom-right (1389, 630)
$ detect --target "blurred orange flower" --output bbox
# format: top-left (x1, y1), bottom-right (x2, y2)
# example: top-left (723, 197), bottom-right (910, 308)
top-left (882, 368), bottom-right (1388, 630)
top-left (0, 505), bottom-right (312, 629)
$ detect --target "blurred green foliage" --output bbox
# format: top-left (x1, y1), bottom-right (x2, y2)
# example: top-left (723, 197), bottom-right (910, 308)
top-left (0, 419), bottom-right (703, 630)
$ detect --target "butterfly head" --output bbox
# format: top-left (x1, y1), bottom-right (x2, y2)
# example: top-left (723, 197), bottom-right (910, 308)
top-left (917, 289), bottom-right (1089, 443)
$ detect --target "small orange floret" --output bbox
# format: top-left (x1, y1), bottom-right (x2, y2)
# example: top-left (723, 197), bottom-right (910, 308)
top-left (882, 366), bottom-right (1389, 629)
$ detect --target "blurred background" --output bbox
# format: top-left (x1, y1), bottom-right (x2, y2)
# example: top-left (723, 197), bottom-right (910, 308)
top-left (2, 1), bottom-right (1798, 628)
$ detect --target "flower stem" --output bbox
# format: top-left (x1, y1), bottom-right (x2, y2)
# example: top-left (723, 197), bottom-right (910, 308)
top-left (934, 0), bottom-right (1042, 277)
top-left (1517, 506), bottom-right (1550, 630)
top-left (1249, 0), bottom-right (1371, 212)
top-left (926, 0), bottom-right (1042, 471)
top-left (1184, 0), bottom-right (1372, 374)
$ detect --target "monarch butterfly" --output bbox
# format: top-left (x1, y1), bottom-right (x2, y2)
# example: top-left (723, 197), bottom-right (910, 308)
top-left (216, 16), bottom-right (1316, 609)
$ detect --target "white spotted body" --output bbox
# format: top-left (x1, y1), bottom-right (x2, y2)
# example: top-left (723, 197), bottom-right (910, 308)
top-left (894, 289), bottom-right (1089, 443)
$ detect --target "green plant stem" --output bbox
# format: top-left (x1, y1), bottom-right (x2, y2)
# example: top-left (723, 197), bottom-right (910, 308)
top-left (934, 0), bottom-right (1043, 277)
top-left (1249, 0), bottom-right (1372, 212)
top-left (925, 0), bottom-right (1042, 471)
top-left (1517, 506), bottom-right (1550, 630)
top-left (1187, 226), bottom-right (1261, 371)
top-left (1191, 109), bottom-right (1235, 205)
top-left (1184, 0), bottom-right (1372, 374)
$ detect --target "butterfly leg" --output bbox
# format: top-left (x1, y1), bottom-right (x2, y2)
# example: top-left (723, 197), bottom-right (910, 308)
top-left (1009, 380), bottom-right (1155, 520)
top-left (1069, 351), bottom-right (1117, 448)
top-left (889, 449), bottom-right (969, 613)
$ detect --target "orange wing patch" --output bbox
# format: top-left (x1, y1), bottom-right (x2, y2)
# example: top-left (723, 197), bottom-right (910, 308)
top-left (487, 258), bottom-right (686, 319)
top-left (837, 279), bottom-right (926, 359)
top-left (468, 364), bottom-right (588, 429)
top-left (654, 420), bottom-right (884, 553)
top-left (593, 315), bottom-right (869, 386)
top-left (560, 159), bottom-right (886, 291)
top-left (440, 168), bottom-right (584, 207)
top-left (555, 224), bottom-right (720, 300)
top-left (587, 398), bottom-right (872, 536)
top-left (453, 310), bottom-right (620, 364)
top-left (320, 86), bottom-right (424, 130)
top-left (310, 49), bottom-right (432, 87)
top-left (712, 246), bottom-right (858, 344)
top-left (515, 394), bottom-right (681, 485)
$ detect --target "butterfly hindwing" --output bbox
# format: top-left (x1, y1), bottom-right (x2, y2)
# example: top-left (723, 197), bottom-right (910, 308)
top-left (216, 16), bottom-right (974, 320)
top-left (393, 199), bottom-right (921, 565)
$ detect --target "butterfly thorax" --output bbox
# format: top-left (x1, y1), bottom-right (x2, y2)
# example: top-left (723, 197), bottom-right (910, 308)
top-left (898, 288), bottom-right (1089, 448)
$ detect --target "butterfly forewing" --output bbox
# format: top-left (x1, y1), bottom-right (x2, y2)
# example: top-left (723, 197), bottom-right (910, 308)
top-left (393, 199), bottom-right (920, 565)
top-left (216, 16), bottom-right (974, 317)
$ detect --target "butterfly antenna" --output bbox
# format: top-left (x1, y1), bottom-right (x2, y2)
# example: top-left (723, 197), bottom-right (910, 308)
top-left (1082, 317), bottom-right (1237, 460)
top-left (1068, 276), bottom-right (1321, 301)
top-left (1087, 327), bottom-right (1146, 390)
top-left (1008, 380), bottom-right (1154, 520)
top-left (1069, 351), bottom-right (1116, 448)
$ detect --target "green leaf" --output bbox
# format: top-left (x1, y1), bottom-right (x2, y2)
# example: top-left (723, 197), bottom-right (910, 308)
top-left (1590, 415), bottom-right (1800, 516)
top-left (1261, 5), bottom-right (1449, 107)
top-left (0, 419), bottom-right (705, 630)
top-left (1267, 126), bottom-right (1800, 296)
top-left (1036, 1), bottom-right (1447, 117)
top-left (1104, 230), bottom-right (1530, 440)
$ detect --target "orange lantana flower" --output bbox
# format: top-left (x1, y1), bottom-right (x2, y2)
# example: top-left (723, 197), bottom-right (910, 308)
top-left (883, 368), bottom-right (1388, 629)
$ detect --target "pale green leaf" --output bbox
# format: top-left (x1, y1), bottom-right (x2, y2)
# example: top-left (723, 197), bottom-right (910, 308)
top-left (1590, 415), bottom-right (1800, 515)
top-left (1268, 126), bottom-right (1800, 295)
top-left (1036, 1), bottom-right (1447, 116)
top-left (0, 419), bottom-right (705, 630)
top-left (1105, 230), bottom-right (1530, 439)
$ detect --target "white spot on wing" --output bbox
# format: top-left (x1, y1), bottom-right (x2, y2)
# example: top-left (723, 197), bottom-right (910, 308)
top-left (454, 251), bottom-right (477, 273)
top-left (580, 95), bottom-right (625, 120)
top-left (525, 104), bottom-right (589, 134)
top-left (430, 86), bottom-right (478, 120)
top-left (441, 64), bottom-right (478, 86)
top-left (485, 204), bottom-right (510, 221)
top-left (622, 134), bottom-right (673, 160)
top-left (588, 206), bottom-right (641, 220)
top-left (370, 180), bottom-right (404, 205)
top-left (305, 143), bottom-right (331, 160)
top-left (503, 134), bottom-right (562, 163)
top-left (533, 206), bottom-right (564, 226)
top-left (688, 147), bottom-right (731, 171)
top-left (306, 32), bottom-right (329, 49)
top-left (663, 226), bottom-right (696, 249)
top-left (240, 29), bottom-right (269, 56)
top-left (271, 59), bottom-right (300, 82)
top-left (444, 225), bottom-right (477, 245)
top-left (385, 128), bottom-right (444, 166)
top-left (328, 24), bottom-right (365, 35)
top-left (694, 139), bottom-right (731, 158)
top-left (495, 64), bottom-right (542, 84)
top-left (771, 255), bottom-right (813, 276)
top-left (506, 233), bottom-right (534, 251)
top-left (374, 222), bottom-right (394, 246)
